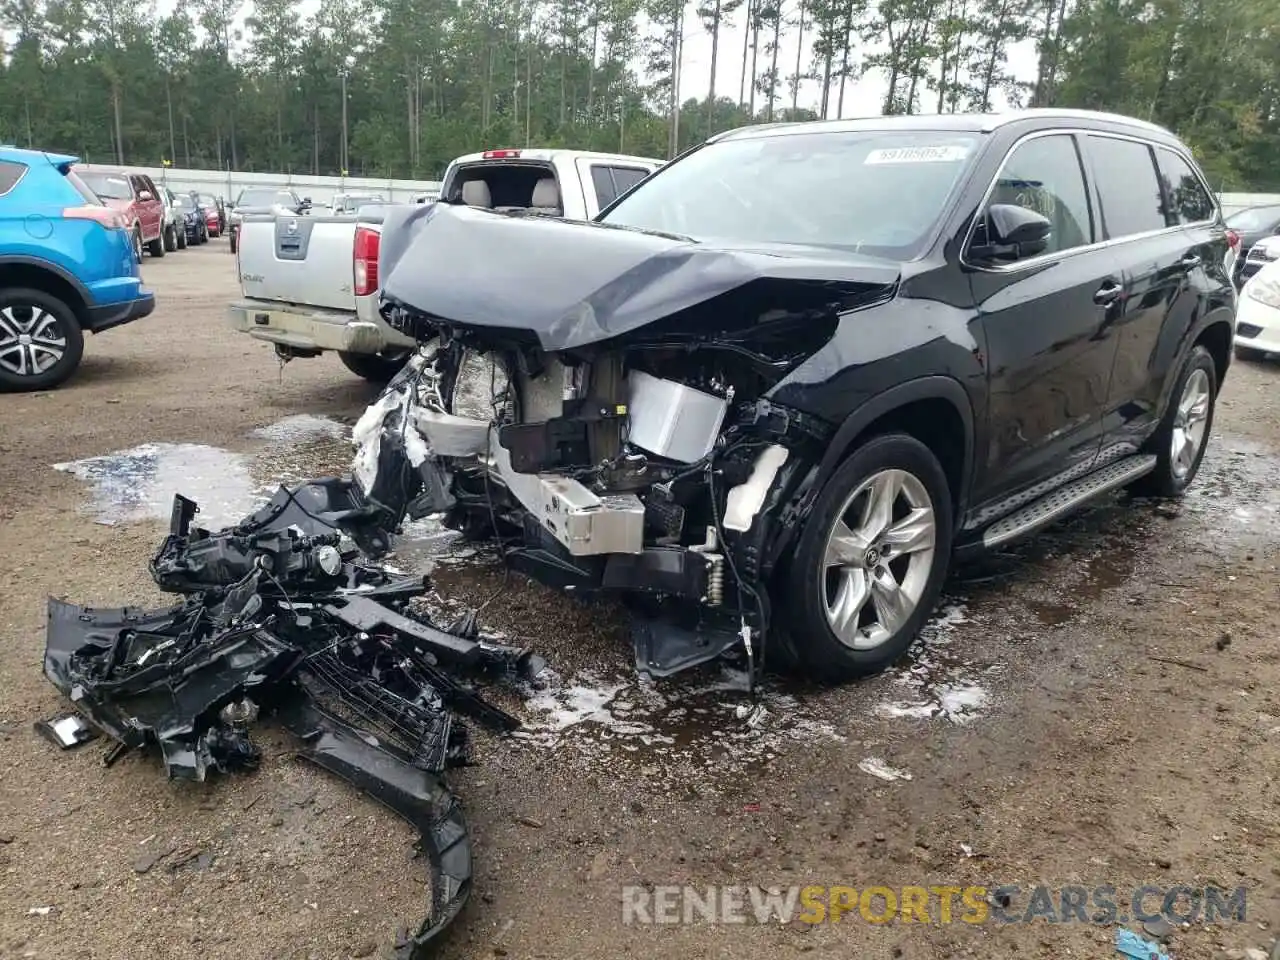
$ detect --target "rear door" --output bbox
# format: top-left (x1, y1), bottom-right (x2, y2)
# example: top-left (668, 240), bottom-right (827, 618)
top-left (131, 175), bottom-right (162, 240)
top-left (1080, 135), bottom-right (1220, 454)
top-left (966, 131), bottom-right (1121, 518)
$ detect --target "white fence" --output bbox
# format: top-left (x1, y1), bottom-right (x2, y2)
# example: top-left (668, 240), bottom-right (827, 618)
top-left (75, 162), bottom-right (442, 207)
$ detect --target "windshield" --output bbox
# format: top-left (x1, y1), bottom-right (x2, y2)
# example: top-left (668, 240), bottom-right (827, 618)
top-left (599, 130), bottom-right (980, 257)
top-left (1226, 205), bottom-right (1280, 232)
top-left (236, 189), bottom-right (294, 207)
top-left (80, 172), bottom-right (132, 201)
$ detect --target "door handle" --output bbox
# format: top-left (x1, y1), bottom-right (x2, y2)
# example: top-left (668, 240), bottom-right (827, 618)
top-left (1093, 281), bottom-right (1123, 305)
top-left (1180, 253), bottom-right (1203, 270)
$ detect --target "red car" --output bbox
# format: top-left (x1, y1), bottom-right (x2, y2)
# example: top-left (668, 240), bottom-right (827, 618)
top-left (197, 194), bottom-right (221, 238)
top-left (79, 170), bottom-right (168, 260)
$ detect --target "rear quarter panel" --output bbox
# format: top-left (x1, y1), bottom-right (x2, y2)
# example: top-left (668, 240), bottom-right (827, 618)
top-left (0, 161), bottom-right (141, 306)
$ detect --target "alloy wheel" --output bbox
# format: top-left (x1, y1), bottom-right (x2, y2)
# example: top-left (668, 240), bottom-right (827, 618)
top-left (0, 304), bottom-right (67, 377)
top-left (821, 468), bottom-right (937, 650)
top-left (1170, 368), bottom-right (1211, 480)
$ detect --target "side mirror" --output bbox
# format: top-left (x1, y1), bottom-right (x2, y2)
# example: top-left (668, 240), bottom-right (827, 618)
top-left (138, 190), bottom-right (153, 201)
top-left (971, 203), bottom-right (1053, 262)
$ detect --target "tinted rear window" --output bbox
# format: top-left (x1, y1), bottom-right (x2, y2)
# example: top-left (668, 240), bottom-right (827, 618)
top-left (1084, 136), bottom-right (1167, 238)
top-left (1155, 148), bottom-right (1215, 225)
top-left (0, 160), bottom-right (28, 196)
top-left (601, 131), bottom-right (980, 258)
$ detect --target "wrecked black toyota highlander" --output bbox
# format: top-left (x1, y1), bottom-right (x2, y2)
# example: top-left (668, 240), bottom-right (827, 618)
top-left (362, 109), bottom-right (1236, 682)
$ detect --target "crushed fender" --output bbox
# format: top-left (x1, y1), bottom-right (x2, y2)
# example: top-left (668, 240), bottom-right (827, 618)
top-left (42, 482), bottom-right (545, 957)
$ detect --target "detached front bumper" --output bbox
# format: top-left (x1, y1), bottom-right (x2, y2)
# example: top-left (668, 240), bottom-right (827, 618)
top-left (227, 299), bottom-right (416, 355)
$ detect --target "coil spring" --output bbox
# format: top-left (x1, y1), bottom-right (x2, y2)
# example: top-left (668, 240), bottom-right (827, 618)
top-left (706, 555), bottom-right (725, 606)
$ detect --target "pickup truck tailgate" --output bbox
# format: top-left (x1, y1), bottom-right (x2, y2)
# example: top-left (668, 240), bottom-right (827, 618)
top-left (238, 215), bottom-right (357, 310)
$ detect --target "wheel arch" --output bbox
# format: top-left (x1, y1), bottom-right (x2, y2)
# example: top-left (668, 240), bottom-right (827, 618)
top-left (1193, 315), bottom-right (1233, 388)
top-left (812, 376), bottom-right (976, 523)
top-left (0, 257), bottom-right (90, 327)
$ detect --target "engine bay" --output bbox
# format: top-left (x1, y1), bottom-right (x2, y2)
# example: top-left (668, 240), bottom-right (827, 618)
top-left (353, 321), bottom-right (835, 680)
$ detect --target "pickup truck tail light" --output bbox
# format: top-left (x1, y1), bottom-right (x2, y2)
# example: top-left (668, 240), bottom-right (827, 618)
top-left (482, 149), bottom-right (521, 159)
top-left (353, 226), bottom-right (380, 296)
top-left (63, 206), bottom-right (129, 231)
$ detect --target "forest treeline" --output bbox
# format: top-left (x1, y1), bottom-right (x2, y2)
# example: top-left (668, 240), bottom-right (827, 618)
top-left (1, 0), bottom-right (1277, 189)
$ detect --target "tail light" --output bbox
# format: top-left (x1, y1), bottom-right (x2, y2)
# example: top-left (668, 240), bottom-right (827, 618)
top-left (482, 149), bottom-right (521, 159)
top-left (64, 206), bottom-right (129, 230)
top-left (353, 225), bottom-right (380, 296)
top-left (1226, 228), bottom-right (1241, 251)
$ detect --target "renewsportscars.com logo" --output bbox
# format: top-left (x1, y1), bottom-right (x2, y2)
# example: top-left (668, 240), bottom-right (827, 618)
top-left (621, 884), bottom-right (1248, 926)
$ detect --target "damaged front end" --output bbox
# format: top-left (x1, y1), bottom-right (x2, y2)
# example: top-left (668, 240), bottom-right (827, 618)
top-left (362, 203), bottom-right (900, 679)
top-left (43, 487), bottom-right (543, 957)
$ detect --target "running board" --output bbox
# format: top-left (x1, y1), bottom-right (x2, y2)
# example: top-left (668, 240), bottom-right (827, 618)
top-left (982, 454), bottom-right (1157, 548)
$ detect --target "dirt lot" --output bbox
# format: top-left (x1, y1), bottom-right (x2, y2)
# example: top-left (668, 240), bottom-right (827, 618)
top-left (1, 241), bottom-right (1279, 960)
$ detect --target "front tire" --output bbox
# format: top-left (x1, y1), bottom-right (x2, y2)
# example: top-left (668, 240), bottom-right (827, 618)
top-left (784, 433), bottom-right (954, 681)
top-left (339, 350), bottom-right (411, 383)
top-left (1130, 344), bottom-right (1217, 498)
top-left (0, 288), bottom-right (85, 392)
top-left (147, 232), bottom-right (165, 257)
top-left (229, 229), bottom-right (237, 254)
top-left (131, 226), bottom-right (143, 261)
top-left (163, 224), bottom-right (177, 252)
top-left (176, 228), bottom-right (187, 250)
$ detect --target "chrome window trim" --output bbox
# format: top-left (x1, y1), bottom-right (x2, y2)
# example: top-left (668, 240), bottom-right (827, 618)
top-left (960, 127), bottom-right (1220, 276)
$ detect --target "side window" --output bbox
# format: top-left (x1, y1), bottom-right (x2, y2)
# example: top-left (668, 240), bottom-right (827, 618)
top-left (1084, 136), bottom-right (1167, 238)
top-left (128, 175), bottom-right (145, 198)
top-left (0, 160), bottom-right (28, 196)
top-left (590, 166), bottom-right (616, 208)
top-left (974, 134), bottom-right (1094, 258)
top-left (141, 176), bottom-right (158, 198)
top-left (1155, 149), bottom-right (1215, 225)
top-left (609, 167), bottom-right (650, 197)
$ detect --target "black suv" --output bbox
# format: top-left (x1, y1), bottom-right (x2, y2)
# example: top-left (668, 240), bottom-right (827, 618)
top-left (367, 109), bottom-right (1236, 683)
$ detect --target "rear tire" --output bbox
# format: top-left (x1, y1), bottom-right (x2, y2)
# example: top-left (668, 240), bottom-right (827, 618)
top-left (131, 226), bottom-right (143, 261)
top-left (1130, 344), bottom-right (1217, 498)
top-left (147, 233), bottom-right (165, 257)
top-left (163, 224), bottom-right (177, 252)
top-left (229, 229), bottom-right (237, 254)
top-left (0, 287), bottom-right (85, 392)
top-left (338, 350), bottom-right (411, 383)
top-left (783, 433), bottom-right (954, 681)
top-left (176, 228), bottom-right (187, 250)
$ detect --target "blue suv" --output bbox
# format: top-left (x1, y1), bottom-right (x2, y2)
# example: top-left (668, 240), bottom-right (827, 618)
top-left (0, 145), bottom-right (155, 391)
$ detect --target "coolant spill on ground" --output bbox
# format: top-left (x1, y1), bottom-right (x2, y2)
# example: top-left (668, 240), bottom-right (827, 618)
top-left (250, 414), bottom-right (349, 443)
top-left (1183, 435), bottom-right (1280, 541)
top-left (54, 443), bottom-right (258, 529)
top-left (876, 603), bottom-right (995, 724)
top-left (53, 416), bottom-right (354, 529)
top-left (513, 662), bottom-right (849, 791)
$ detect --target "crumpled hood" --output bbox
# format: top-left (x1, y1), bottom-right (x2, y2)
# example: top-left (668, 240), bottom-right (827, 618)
top-left (378, 202), bottom-right (900, 350)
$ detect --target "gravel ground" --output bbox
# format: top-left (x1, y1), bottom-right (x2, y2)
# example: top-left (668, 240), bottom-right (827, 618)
top-left (1, 242), bottom-right (1279, 960)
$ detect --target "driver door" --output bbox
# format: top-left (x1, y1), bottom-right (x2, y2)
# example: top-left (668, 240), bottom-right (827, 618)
top-left (965, 132), bottom-right (1124, 518)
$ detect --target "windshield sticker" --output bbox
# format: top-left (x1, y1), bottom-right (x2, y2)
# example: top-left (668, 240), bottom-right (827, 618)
top-left (865, 145), bottom-right (970, 164)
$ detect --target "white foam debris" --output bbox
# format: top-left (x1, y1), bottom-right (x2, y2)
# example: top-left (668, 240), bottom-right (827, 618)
top-left (351, 386), bottom-right (408, 492)
top-left (873, 602), bottom-right (994, 725)
top-left (858, 757), bottom-right (913, 781)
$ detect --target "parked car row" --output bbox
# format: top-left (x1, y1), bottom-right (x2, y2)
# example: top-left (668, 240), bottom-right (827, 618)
top-left (0, 146), bottom-right (154, 392)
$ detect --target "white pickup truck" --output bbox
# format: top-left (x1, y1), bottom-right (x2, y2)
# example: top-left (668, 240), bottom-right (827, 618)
top-left (227, 148), bottom-right (663, 381)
